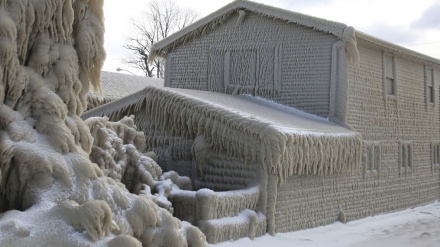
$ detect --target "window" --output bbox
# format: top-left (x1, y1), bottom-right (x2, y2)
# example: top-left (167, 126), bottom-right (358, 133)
top-left (431, 143), bottom-right (440, 172)
top-left (362, 142), bottom-right (381, 177)
top-left (399, 142), bottom-right (412, 175)
top-left (209, 46), bottom-right (281, 95)
top-left (425, 66), bottom-right (435, 104)
top-left (384, 54), bottom-right (396, 96)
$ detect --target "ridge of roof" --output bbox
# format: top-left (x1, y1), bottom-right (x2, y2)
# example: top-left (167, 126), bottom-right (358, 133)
top-left (150, 0), bottom-right (440, 65)
top-left (150, 0), bottom-right (348, 59)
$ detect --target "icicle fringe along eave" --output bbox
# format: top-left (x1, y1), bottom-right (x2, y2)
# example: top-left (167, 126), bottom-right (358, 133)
top-left (146, 87), bottom-right (362, 184)
top-left (86, 94), bottom-right (114, 110)
top-left (85, 87), bottom-right (362, 184)
top-left (81, 88), bottom-right (148, 120)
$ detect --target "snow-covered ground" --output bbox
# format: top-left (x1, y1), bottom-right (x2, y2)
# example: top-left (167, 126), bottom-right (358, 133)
top-left (215, 201), bottom-right (440, 247)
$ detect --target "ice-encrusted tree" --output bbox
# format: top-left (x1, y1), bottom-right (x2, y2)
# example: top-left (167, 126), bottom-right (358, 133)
top-left (123, 0), bottom-right (198, 78)
top-left (0, 0), bottom-right (206, 246)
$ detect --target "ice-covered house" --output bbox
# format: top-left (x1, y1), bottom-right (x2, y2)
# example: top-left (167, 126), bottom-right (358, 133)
top-left (84, 0), bottom-right (440, 243)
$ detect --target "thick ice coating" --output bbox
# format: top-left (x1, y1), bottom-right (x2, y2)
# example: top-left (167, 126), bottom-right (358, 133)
top-left (0, 0), bottom-right (206, 246)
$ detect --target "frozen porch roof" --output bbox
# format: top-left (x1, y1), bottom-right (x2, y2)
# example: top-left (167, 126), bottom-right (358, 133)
top-left (83, 86), bottom-right (361, 183)
top-left (169, 88), bottom-right (355, 136)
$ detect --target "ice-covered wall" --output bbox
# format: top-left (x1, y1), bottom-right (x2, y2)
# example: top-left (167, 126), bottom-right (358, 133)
top-left (165, 11), bottom-right (338, 118)
top-left (272, 42), bottom-right (440, 233)
top-left (0, 1), bottom-right (206, 246)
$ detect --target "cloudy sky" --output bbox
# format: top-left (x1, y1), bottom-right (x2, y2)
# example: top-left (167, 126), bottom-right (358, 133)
top-left (103, 0), bottom-right (440, 75)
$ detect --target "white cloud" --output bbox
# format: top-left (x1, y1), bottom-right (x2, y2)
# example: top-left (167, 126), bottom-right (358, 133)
top-left (412, 1), bottom-right (440, 30)
top-left (362, 23), bottom-right (419, 45)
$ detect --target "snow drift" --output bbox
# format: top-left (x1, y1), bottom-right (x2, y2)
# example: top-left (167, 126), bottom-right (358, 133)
top-left (0, 0), bottom-right (206, 246)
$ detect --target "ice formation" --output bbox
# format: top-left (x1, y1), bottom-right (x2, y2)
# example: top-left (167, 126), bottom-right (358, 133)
top-left (87, 87), bottom-right (361, 181)
top-left (83, 84), bottom-right (361, 243)
top-left (83, 0), bottom-right (440, 243)
top-left (86, 116), bottom-right (193, 213)
top-left (0, 0), bottom-right (206, 246)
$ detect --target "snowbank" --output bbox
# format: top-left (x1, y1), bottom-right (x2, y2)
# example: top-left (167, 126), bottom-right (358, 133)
top-left (214, 201), bottom-right (440, 247)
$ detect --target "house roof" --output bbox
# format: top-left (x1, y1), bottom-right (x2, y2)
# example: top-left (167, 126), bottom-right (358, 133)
top-left (82, 86), bottom-right (361, 182)
top-left (91, 71), bottom-right (163, 100)
top-left (356, 31), bottom-right (440, 65)
top-left (150, 0), bottom-right (440, 65)
top-left (86, 71), bottom-right (163, 110)
top-left (150, 0), bottom-right (349, 59)
top-left (171, 88), bottom-right (355, 136)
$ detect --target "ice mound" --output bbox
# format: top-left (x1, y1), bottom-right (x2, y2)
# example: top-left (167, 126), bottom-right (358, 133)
top-left (0, 0), bottom-right (206, 246)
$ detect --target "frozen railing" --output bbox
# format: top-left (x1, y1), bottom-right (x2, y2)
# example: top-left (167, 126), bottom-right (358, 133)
top-left (170, 184), bottom-right (260, 223)
top-left (170, 184), bottom-right (264, 243)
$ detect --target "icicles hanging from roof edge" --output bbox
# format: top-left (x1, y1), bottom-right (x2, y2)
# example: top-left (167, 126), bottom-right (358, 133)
top-left (143, 87), bottom-right (268, 165)
top-left (142, 87), bottom-right (362, 185)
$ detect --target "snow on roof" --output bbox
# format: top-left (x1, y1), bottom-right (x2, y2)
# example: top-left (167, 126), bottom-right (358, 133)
top-left (167, 88), bottom-right (354, 136)
top-left (86, 71), bottom-right (163, 110)
top-left (89, 71), bottom-right (163, 100)
top-left (150, 0), bottom-right (440, 66)
top-left (82, 87), bottom-right (148, 119)
top-left (83, 86), bottom-right (361, 182)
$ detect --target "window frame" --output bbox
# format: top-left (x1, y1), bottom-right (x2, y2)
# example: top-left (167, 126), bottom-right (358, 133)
top-left (399, 142), bottom-right (413, 176)
top-left (362, 141), bottom-right (381, 178)
top-left (431, 142), bottom-right (440, 172)
top-left (425, 66), bottom-right (435, 105)
top-left (383, 53), bottom-right (397, 97)
top-left (209, 45), bottom-right (282, 95)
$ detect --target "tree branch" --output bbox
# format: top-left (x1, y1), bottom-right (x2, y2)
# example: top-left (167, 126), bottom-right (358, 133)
top-left (122, 0), bottom-right (198, 78)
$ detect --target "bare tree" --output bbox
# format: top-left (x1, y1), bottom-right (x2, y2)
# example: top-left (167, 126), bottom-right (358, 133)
top-left (123, 0), bottom-right (198, 78)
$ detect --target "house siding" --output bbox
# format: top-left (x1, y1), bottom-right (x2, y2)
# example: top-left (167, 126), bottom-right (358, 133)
top-left (274, 43), bottom-right (440, 233)
top-left (275, 158), bottom-right (440, 233)
top-left (166, 11), bottom-right (337, 117)
top-left (347, 45), bottom-right (440, 141)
